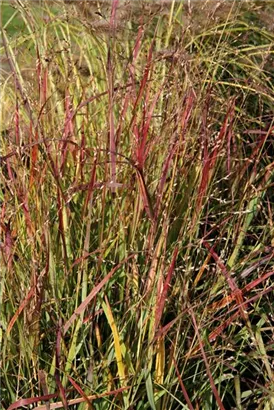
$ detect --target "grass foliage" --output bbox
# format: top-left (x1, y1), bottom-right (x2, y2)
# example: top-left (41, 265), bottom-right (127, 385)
top-left (1, 1), bottom-right (274, 409)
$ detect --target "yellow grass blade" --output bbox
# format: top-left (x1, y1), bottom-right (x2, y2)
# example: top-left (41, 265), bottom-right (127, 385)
top-left (102, 296), bottom-right (129, 407)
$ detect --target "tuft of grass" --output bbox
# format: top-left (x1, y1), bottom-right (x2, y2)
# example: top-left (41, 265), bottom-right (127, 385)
top-left (1, 1), bottom-right (274, 409)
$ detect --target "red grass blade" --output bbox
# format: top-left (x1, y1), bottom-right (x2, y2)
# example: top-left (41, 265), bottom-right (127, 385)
top-left (7, 393), bottom-right (59, 410)
top-left (130, 39), bottom-right (155, 136)
top-left (155, 246), bottom-right (179, 331)
top-left (173, 358), bottom-right (194, 410)
top-left (63, 254), bottom-right (135, 334)
top-left (7, 386), bottom-right (131, 410)
top-left (7, 286), bottom-right (35, 335)
top-left (189, 284), bottom-right (274, 357)
top-left (31, 387), bottom-right (130, 410)
top-left (189, 306), bottom-right (226, 410)
top-left (202, 240), bottom-right (247, 322)
top-left (68, 377), bottom-right (93, 410)
top-left (135, 168), bottom-right (155, 222)
top-left (208, 268), bottom-right (274, 312)
top-left (110, 0), bottom-right (119, 30)
top-left (55, 320), bottom-right (68, 410)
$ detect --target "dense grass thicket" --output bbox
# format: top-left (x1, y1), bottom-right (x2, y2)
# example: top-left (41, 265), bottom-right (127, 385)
top-left (1, 1), bottom-right (274, 409)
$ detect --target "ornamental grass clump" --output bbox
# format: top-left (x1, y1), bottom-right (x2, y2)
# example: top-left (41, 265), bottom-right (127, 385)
top-left (1, 1), bottom-right (274, 409)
